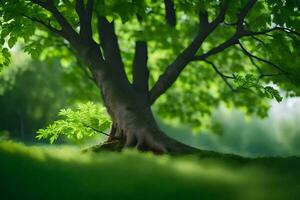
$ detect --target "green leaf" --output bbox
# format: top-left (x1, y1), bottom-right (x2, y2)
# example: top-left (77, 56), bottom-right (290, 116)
top-left (8, 37), bottom-right (17, 48)
top-left (264, 86), bottom-right (283, 102)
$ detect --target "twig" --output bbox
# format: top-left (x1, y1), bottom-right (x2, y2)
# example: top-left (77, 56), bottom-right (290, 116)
top-left (82, 123), bottom-right (110, 137)
top-left (238, 41), bottom-right (287, 74)
top-left (203, 60), bottom-right (235, 91)
top-left (22, 14), bottom-right (62, 35)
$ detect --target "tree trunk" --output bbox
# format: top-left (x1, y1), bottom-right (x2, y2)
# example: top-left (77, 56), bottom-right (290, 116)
top-left (74, 42), bottom-right (198, 155)
top-left (89, 65), bottom-right (197, 155)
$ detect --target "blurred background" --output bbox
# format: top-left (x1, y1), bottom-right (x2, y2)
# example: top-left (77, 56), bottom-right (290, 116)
top-left (1, 50), bottom-right (300, 158)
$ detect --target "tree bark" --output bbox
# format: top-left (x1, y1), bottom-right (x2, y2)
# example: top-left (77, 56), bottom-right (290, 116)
top-left (98, 73), bottom-right (197, 154)
top-left (84, 51), bottom-right (197, 154)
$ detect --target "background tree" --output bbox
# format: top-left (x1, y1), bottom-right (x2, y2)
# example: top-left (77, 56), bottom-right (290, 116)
top-left (1, 0), bottom-right (299, 154)
top-left (0, 52), bottom-right (99, 141)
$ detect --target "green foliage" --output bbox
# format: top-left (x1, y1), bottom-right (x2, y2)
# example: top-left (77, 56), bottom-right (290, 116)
top-left (37, 102), bottom-right (111, 143)
top-left (0, 51), bottom-right (30, 95)
top-left (233, 74), bottom-right (283, 102)
top-left (264, 86), bottom-right (283, 102)
top-left (95, 0), bottom-right (147, 23)
top-left (0, 52), bottom-right (100, 141)
top-left (1, 0), bottom-right (300, 130)
top-left (0, 48), bottom-right (11, 68)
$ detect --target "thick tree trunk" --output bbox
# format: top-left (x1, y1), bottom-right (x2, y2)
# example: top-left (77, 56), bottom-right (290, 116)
top-left (74, 41), bottom-right (198, 155)
top-left (103, 86), bottom-right (197, 154)
top-left (89, 64), bottom-right (197, 155)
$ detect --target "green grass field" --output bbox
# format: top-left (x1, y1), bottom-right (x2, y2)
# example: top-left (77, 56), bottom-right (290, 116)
top-left (0, 140), bottom-right (300, 200)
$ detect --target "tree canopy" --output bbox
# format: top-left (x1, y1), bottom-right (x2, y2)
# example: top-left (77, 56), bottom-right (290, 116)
top-left (1, 0), bottom-right (300, 131)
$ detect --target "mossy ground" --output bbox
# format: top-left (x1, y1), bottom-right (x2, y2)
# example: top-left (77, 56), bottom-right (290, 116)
top-left (0, 140), bottom-right (300, 200)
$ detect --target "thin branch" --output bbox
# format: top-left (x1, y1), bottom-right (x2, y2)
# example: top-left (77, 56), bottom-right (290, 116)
top-left (238, 41), bottom-right (287, 73)
top-left (223, 22), bottom-right (237, 26)
top-left (22, 14), bottom-right (62, 36)
top-left (30, 0), bottom-right (105, 75)
top-left (82, 123), bottom-right (110, 137)
top-left (30, 0), bottom-right (79, 44)
top-left (259, 73), bottom-right (286, 79)
top-left (249, 55), bottom-right (263, 74)
top-left (242, 38), bottom-right (285, 80)
top-left (203, 60), bottom-right (235, 91)
top-left (82, 123), bottom-right (122, 140)
top-left (250, 35), bottom-right (266, 46)
top-left (192, 36), bottom-right (239, 61)
top-left (248, 55), bottom-right (286, 80)
top-left (245, 27), bottom-right (300, 37)
top-left (49, 39), bottom-right (95, 81)
top-left (22, 14), bottom-right (95, 80)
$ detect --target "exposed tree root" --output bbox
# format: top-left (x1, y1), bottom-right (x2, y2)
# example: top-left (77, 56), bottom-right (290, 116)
top-left (82, 139), bottom-right (123, 153)
top-left (82, 132), bottom-right (200, 155)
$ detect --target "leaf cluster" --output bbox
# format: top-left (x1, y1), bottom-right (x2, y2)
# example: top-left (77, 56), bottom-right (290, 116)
top-left (233, 74), bottom-right (283, 102)
top-left (37, 102), bottom-right (111, 143)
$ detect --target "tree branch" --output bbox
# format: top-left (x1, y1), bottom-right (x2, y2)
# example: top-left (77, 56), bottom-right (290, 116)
top-left (210, 2), bottom-right (229, 28)
top-left (82, 123), bottom-right (110, 137)
top-left (149, 2), bottom-right (229, 104)
top-left (132, 41), bottom-right (149, 97)
top-left (248, 54), bottom-right (263, 74)
top-left (237, 41), bottom-right (287, 74)
top-left (75, 0), bottom-right (94, 41)
top-left (192, 35), bottom-right (239, 61)
top-left (245, 27), bottom-right (300, 37)
top-left (192, 29), bottom-right (293, 80)
top-left (149, 34), bottom-right (206, 104)
top-left (30, 0), bottom-right (79, 44)
top-left (250, 35), bottom-right (266, 47)
top-left (29, 0), bottom-right (106, 69)
top-left (236, 0), bottom-right (257, 31)
top-left (191, 0), bottom-right (259, 61)
top-left (203, 60), bottom-right (235, 91)
top-left (97, 16), bottom-right (125, 70)
top-left (22, 14), bottom-right (62, 36)
top-left (164, 0), bottom-right (176, 26)
top-left (238, 41), bottom-right (286, 80)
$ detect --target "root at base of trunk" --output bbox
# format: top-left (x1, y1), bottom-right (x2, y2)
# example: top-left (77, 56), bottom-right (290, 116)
top-left (81, 139), bottom-right (124, 153)
top-left (82, 132), bottom-right (200, 155)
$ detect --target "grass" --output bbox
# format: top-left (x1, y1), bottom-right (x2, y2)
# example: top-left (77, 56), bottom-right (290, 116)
top-left (0, 140), bottom-right (300, 200)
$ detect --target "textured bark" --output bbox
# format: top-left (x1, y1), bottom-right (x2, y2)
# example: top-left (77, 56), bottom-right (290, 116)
top-left (85, 54), bottom-right (197, 154)
top-left (98, 76), bottom-right (197, 154)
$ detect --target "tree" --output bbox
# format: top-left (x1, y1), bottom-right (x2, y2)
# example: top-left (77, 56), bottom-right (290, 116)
top-left (1, 0), bottom-right (299, 154)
